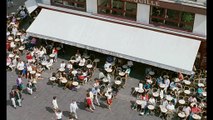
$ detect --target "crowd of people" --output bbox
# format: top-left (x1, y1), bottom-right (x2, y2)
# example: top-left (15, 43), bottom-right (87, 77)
top-left (7, 5), bottom-right (207, 120)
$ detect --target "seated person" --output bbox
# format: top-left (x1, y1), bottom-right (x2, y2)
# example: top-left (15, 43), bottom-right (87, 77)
top-left (166, 102), bottom-right (175, 113)
top-left (60, 61), bottom-right (66, 68)
top-left (46, 59), bottom-right (54, 70)
top-left (188, 95), bottom-right (197, 103)
top-left (66, 61), bottom-right (73, 70)
top-left (143, 81), bottom-right (152, 92)
top-left (26, 80), bottom-right (33, 95)
top-left (197, 86), bottom-right (204, 97)
top-left (104, 61), bottom-right (112, 69)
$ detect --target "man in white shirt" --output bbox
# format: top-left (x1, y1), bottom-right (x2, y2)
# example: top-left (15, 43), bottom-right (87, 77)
top-left (55, 109), bottom-right (62, 120)
top-left (52, 96), bottom-right (59, 111)
top-left (70, 100), bottom-right (79, 119)
top-left (66, 61), bottom-right (73, 70)
top-left (16, 60), bottom-right (24, 70)
top-left (183, 105), bottom-right (191, 119)
top-left (166, 102), bottom-right (175, 112)
top-left (164, 76), bottom-right (170, 94)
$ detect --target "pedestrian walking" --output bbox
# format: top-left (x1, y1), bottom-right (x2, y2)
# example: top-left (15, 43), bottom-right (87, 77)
top-left (9, 89), bottom-right (17, 109)
top-left (15, 89), bottom-right (22, 107)
top-left (70, 100), bottom-right (79, 119)
top-left (85, 93), bottom-right (94, 112)
top-left (16, 75), bottom-right (24, 92)
top-left (52, 96), bottom-right (59, 111)
top-left (55, 109), bottom-right (63, 120)
top-left (91, 87), bottom-right (100, 106)
top-left (106, 92), bottom-right (113, 110)
top-left (89, 90), bottom-right (96, 109)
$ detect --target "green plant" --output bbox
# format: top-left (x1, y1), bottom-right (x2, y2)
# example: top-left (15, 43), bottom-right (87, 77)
top-left (182, 13), bottom-right (194, 22)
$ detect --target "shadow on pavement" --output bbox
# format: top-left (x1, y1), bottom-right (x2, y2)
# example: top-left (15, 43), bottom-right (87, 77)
top-left (45, 106), bottom-right (54, 113)
top-left (62, 111), bottom-right (70, 118)
top-left (7, 100), bottom-right (12, 107)
top-left (77, 101), bottom-right (86, 110)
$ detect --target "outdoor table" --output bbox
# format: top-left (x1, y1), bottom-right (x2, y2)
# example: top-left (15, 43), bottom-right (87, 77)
top-left (30, 71), bottom-right (36, 74)
top-left (16, 17), bottom-right (21, 20)
top-left (14, 38), bottom-right (20, 42)
top-left (17, 67), bottom-right (24, 71)
top-left (183, 80), bottom-right (191, 85)
top-left (178, 99), bottom-right (186, 105)
top-left (178, 112), bottom-right (186, 118)
top-left (11, 44), bottom-right (16, 48)
top-left (71, 70), bottom-right (77, 76)
top-left (136, 100), bottom-right (143, 105)
top-left (18, 46), bottom-right (25, 51)
top-left (32, 79), bottom-right (37, 84)
top-left (119, 71), bottom-right (125, 76)
top-left (9, 54), bottom-right (14, 58)
top-left (148, 105), bottom-right (155, 110)
top-left (61, 79), bottom-right (68, 84)
top-left (49, 54), bottom-right (55, 58)
top-left (28, 59), bottom-right (34, 63)
top-left (70, 60), bottom-right (76, 64)
top-left (7, 62), bottom-right (10, 66)
top-left (198, 83), bottom-right (204, 87)
top-left (11, 12), bottom-right (16, 15)
top-left (56, 47), bottom-right (61, 50)
top-left (72, 81), bottom-right (79, 86)
top-left (146, 79), bottom-right (153, 84)
top-left (7, 32), bottom-right (10, 36)
top-left (174, 78), bottom-right (180, 82)
top-left (137, 89), bottom-right (144, 93)
top-left (102, 78), bottom-right (109, 83)
top-left (105, 68), bottom-right (112, 73)
top-left (41, 61), bottom-right (48, 66)
top-left (17, 32), bottom-right (22, 36)
top-left (15, 55), bottom-right (20, 59)
top-left (153, 92), bottom-right (159, 97)
top-left (59, 68), bottom-right (65, 72)
top-left (190, 102), bottom-right (197, 107)
top-left (86, 64), bottom-right (93, 69)
top-left (202, 92), bottom-right (207, 97)
top-left (8, 36), bottom-right (13, 41)
top-left (159, 84), bottom-right (166, 88)
top-left (83, 54), bottom-right (90, 59)
top-left (94, 58), bottom-right (100, 62)
top-left (160, 107), bottom-right (168, 113)
top-left (166, 95), bottom-right (173, 101)
top-left (122, 65), bottom-right (128, 69)
top-left (49, 77), bottom-right (56, 81)
top-left (78, 62), bottom-right (85, 67)
top-left (192, 114), bottom-right (201, 120)
top-left (115, 80), bottom-right (122, 85)
top-left (149, 71), bottom-right (155, 76)
top-left (184, 90), bottom-right (191, 95)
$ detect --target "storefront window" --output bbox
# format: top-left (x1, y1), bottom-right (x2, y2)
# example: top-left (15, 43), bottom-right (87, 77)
top-left (150, 6), bottom-right (195, 32)
top-left (98, 0), bottom-right (137, 20)
top-left (51, 0), bottom-right (86, 11)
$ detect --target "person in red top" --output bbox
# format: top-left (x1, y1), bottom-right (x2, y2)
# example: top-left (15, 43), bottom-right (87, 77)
top-left (52, 47), bottom-right (58, 62)
top-left (178, 72), bottom-right (184, 81)
top-left (6, 41), bottom-right (10, 51)
top-left (86, 93), bottom-right (94, 112)
top-left (26, 52), bottom-right (33, 60)
top-left (189, 104), bottom-right (202, 120)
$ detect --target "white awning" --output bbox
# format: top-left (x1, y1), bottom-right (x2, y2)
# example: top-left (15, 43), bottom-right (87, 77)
top-left (26, 9), bottom-right (201, 75)
top-left (25, 0), bottom-right (38, 14)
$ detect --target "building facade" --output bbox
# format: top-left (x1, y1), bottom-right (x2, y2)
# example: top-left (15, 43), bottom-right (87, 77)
top-left (33, 0), bottom-right (206, 70)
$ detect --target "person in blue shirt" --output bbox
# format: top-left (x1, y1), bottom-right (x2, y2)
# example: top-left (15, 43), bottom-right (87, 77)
top-left (143, 81), bottom-right (151, 92)
top-left (197, 87), bottom-right (203, 97)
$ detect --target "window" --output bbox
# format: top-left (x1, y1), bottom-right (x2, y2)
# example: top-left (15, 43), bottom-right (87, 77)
top-left (98, 0), bottom-right (137, 20)
top-left (51, 0), bottom-right (86, 11)
top-left (150, 6), bottom-right (195, 32)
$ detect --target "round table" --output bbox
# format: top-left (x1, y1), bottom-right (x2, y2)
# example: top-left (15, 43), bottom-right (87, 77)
top-left (153, 92), bottom-right (159, 97)
top-left (41, 61), bottom-right (48, 66)
top-left (146, 79), bottom-right (153, 84)
top-left (102, 78), bottom-right (109, 83)
top-left (192, 114), bottom-right (201, 120)
top-left (49, 77), bottom-right (56, 81)
top-left (11, 12), bottom-right (16, 15)
top-left (148, 105), bottom-right (155, 110)
top-left (59, 68), bottom-right (65, 72)
top-left (56, 47), bottom-right (61, 50)
top-left (198, 83), bottom-right (204, 87)
top-left (183, 80), bottom-right (191, 85)
top-left (83, 54), bottom-right (90, 59)
top-left (71, 70), bottom-right (77, 76)
top-left (122, 65), bottom-right (128, 69)
top-left (17, 32), bottom-right (22, 36)
top-left (202, 92), bottom-right (207, 97)
top-left (49, 54), bottom-right (55, 58)
top-left (94, 58), bottom-right (100, 62)
top-left (72, 81), bottom-right (79, 86)
top-left (190, 102), bottom-right (197, 107)
top-left (70, 60), bottom-right (76, 64)
top-left (137, 89), bottom-right (144, 93)
top-left (61, 79), bottom-right (68, 84)
top-left (14, 38), bottom-right (20, 42)
top-left (7, 32), bottom-right (10, 36)
top-left (119, 72), bottom-right (126, 76)
top-left (115, 80), bottom-right (122, 85)
top-left (79, 62), bottom-right (85, 67)
top-left (184, 90), bottom-right (191, 95)
top-left (86, 64), bottom-right (93, 69)
top-left (30, 71), bottom-right (36, 74)
top-left (166, 95), bottom-right (173, 101)
top-left (178, 99), bottom-right (186, 105)
top-left (159, 84), bottom-right (166, 88)
top-left (105, 68), bottom-right (112, 73)
top-left (8, 36), bottom-right (13, 41)
top-left (160, 107), bottom-right (168, 113)
top-left (19, 46), bottom-right (25, 51)
top-left (17, 67), bottom-right (24, 71)
top-left (136, 100), bottom-right (143, 105)
top-left (8, 54), bottom-right (14, 58)
top-left (149, 71), bottom-right (155, 76)
top-left (174, 78), bottom-right (180, 82)
top-left (178, 112), bottom-right (186, 118)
